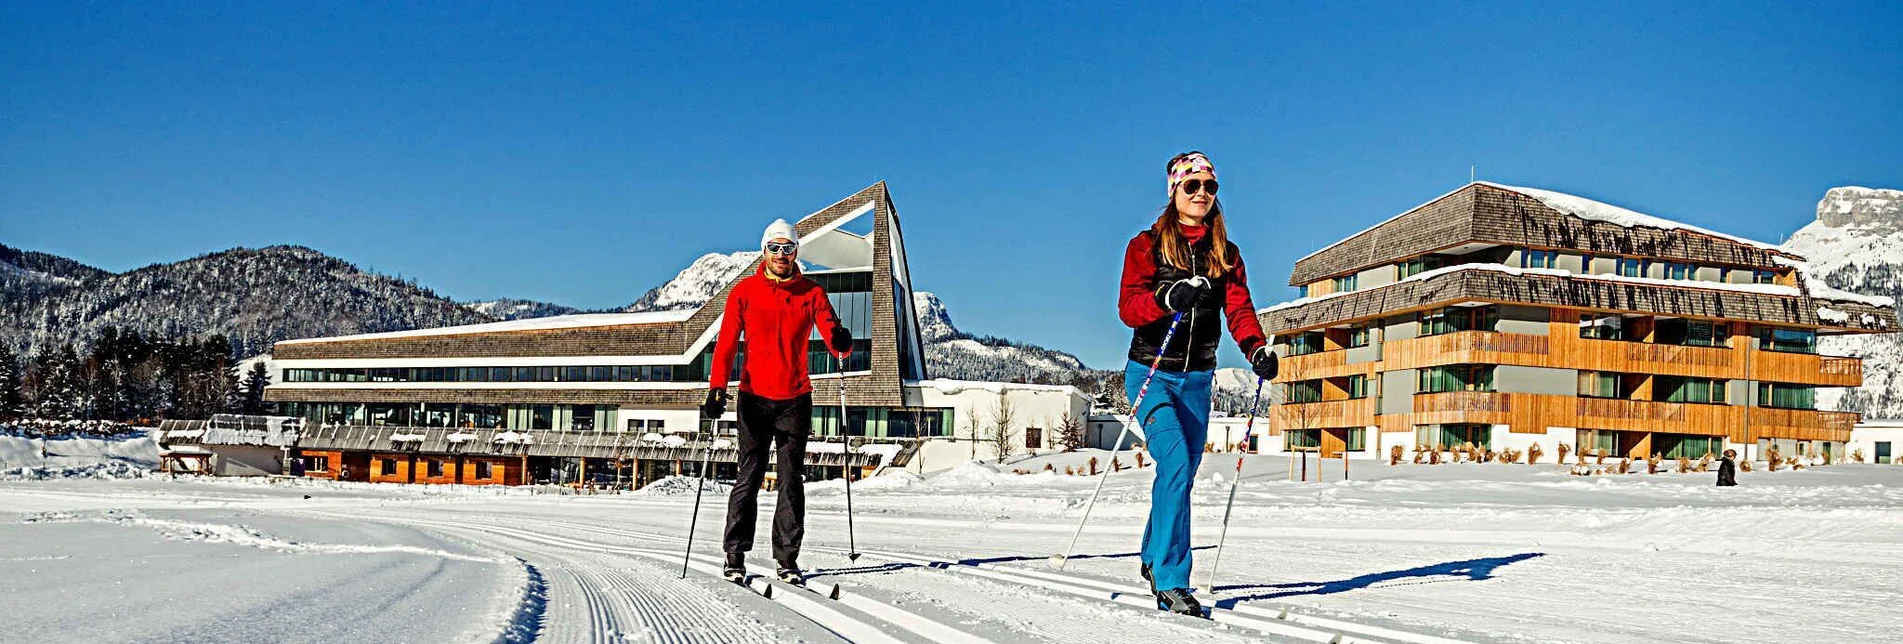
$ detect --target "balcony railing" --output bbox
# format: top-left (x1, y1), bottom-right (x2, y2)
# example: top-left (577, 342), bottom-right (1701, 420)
top-left (1414, 391), bottom-right (1512, 414)
top-left (1578, 397), bottom-right (1687, 423)
top-left (1621, 342), bottom-right (1734, 368)
top-left (1821, 356), bottom-right (1861, 377)
top-left (1271, 398), bottom-right (1374, 429)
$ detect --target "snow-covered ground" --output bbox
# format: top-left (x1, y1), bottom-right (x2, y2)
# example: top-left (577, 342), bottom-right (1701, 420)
top-left (4, 452), bottom-right (1902, 643)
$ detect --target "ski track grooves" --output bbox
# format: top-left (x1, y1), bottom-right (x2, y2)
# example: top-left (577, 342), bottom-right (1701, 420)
top-left (490, 515), bottom-right (1478, 644)
top-left (309, 509), bottom-right (979, 644)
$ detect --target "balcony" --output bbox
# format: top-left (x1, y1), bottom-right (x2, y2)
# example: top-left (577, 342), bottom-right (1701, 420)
top-left (1410, 391), bottom-right (1513, 425)
top-left (1751, 351), bottom-right (1863, 388)
top-left (1748, 407), bottom-right (1860, 442)
top-left (1269, 398), bottom-right (1374, 431)
top-left (1276, 347), bottom-right (1363, 380)
top-left (1385, 331), bottom-right (1550, 370)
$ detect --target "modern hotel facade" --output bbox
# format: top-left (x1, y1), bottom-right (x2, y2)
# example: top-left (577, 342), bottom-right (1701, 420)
top-left (1258, 182), bottom-right (1897, 462)
top-left (261, 183), bottom-right (1088, 486)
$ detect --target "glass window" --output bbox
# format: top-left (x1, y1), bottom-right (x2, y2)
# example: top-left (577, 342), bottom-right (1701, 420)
top-left (1581, 254), bottom-right (1595, 273)
top-left (1290, 331), bottom-right (1326, 356)
top-left (475, 461), bottom-right (493, 479)
top-left (1345, 375), bottom-right (1369, 400)
top-left (1418, 424), bottom-right (1490, 450)
top-left (1419, 365), bottom-right (1494, 393)
top-left (1579, 313), bottom-right (1626, 341)
top-left (1347, 325), bottom-right (1371, 348)
top-left (1665, 262), bottom-right (1695, 280)
top-left (1397, 258), bottom-right (1425, 279)
top-left (1333, 274), bottom-right (1358, 292)
top-left (1617, 258), bottom-right (1644, 277)
top-left (1345, 428), bottom-right (1366, 451)
top-left (1419, 306), bottom-right (1496, 336)
top-left (1520, 249), bottom-right (1557, 269)
top-left (1757, 326), bottom-right (1816, 354)
top-left (530, 405), bottom-right (553, 430)
top-left (1753, 270), bottom-right (1777, 284)
top-left (1658, 376), bottom-right (1727, 404)
top-left (570, 405), bottom-right (596, 431)
top-left (1285, 429), bottom-right (1320, 450)
top-left (1578, 371), bottom-right (1619, 398)
top-left (1757, 383), bottom-right (1815, 410)
top-left (1287, 380), bottom-right (1324, 404)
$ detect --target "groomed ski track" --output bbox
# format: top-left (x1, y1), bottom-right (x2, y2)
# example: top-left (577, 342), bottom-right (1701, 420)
top-left (305, 504), bottom-right (1479, 644)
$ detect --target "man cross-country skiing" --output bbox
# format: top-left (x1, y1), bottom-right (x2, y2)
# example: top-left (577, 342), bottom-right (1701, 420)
top-left (1118, 151), bottom-right (1279, 616)
top-left (704, 218), bottom-right (854, 586)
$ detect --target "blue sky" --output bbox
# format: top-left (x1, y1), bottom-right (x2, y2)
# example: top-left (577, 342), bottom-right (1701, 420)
top-left (4, 2), bottom-right (1899, 368)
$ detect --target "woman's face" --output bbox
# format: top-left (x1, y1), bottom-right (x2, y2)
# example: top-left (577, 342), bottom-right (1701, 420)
top-left (1173, 170), bottom-right (1216, 224)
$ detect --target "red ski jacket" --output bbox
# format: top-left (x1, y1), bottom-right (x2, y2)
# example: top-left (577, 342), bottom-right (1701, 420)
top-left (1118, 226), bottom-right (1268, 371)
top-left (709, 265), bottom-right (847, 400)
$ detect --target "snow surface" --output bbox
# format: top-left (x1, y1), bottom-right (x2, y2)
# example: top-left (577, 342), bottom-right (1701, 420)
top-left (7, 455), bottom-right (1902, 643)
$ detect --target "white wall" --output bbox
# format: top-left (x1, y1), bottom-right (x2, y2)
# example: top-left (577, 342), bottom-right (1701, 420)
top-left (1844, 423), bottom-right (1903, 464)
top-left (910, 380), bottom-right (1090, 471)
top-left (212, 445), bottom-right (284, 477)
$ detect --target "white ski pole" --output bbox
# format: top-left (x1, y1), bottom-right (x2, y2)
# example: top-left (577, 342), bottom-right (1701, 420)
top-left (1203, 375), bottom-right (1267, 594)
top-left (681, 414), bottom-right (719, 578)
top-left (1052, 310), bottom-right (1186, 569)
top-left (837, 352), bottom-right (861, 562)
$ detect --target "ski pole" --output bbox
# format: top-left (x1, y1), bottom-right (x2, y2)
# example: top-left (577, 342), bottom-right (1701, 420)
top-left (837, 352), bottom-right (861, 562)
top-left (681, 414), bottom-right (718, 578)
top-left (1052, 310), bottom-right (1186, 569)
top-left (1204, 374), bottom-right (1267, 595)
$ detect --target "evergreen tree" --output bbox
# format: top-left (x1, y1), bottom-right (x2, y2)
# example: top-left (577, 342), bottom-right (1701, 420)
top-left (239, 361), bottom-right (274, 415)
top-left (33, 345), bottom-right (82, 420)
top-left (0, 346), bottom-right (24, 422)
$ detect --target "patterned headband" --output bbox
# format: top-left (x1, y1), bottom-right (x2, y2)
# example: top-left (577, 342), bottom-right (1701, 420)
top-left (1168, 152), bottom-right (1217, 196)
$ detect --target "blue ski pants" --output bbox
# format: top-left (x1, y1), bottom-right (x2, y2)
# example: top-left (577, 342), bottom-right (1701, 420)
top-left (1124, 359), bottom-right (1212, 591)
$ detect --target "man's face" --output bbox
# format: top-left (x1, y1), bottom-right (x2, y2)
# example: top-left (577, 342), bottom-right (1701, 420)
top-left (764, 238), bottom-right (797, 275)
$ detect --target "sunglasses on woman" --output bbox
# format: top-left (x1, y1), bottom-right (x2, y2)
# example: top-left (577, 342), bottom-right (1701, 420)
top-left (764, 242), bottom-right (798, 256)
top-left (1179, 179), bottom-right (1219, 196)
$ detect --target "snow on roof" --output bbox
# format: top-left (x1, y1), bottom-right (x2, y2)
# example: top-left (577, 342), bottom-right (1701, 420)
top-left (279, 310), bottom-right (698, 345)
top-left (1478, 182), bottom-right (1786, 252)
top-left (1296, 181), bottom-right (1788, 264)
top-left (1259, 262), bottom-right (1891, 318)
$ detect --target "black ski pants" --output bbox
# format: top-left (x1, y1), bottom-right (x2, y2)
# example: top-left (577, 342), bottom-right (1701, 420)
top-left (722, 391), bottom-right (811, 567)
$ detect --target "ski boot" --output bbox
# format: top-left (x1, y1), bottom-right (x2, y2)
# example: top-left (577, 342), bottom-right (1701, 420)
top-left (722, 553), bottom-right (746, 584)
top-left (1155, 587), bottom-right (1205, 618)
top-left (1140, 563), bottom-right (1155, 595)
top-left (775, 562), bottom-right (806, 587)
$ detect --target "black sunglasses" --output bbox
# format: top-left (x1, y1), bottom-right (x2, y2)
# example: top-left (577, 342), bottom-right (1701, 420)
top-left (1179, 179), bottom-right (1219, 196)
top-left (764, 242), bottom-right (798, 256)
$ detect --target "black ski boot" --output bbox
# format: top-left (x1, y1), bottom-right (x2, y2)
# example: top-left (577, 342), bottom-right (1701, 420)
top-left (1140, 563), bottom-right (1156, 595)
top-left (722, 553), bottom-right (746, 583)
top-left (1155, 587), bottom-right (1205, 618)
top-left (775, 566), bottom-right (806, 586)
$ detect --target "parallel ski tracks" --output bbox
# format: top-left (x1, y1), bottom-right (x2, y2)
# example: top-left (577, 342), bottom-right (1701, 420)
top-left (310, 509), bottom-right (981, 644)
top-left (502, 516), bottom-right (1480, 644)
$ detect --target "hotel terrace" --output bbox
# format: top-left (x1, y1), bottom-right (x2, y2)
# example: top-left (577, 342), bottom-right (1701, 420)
top-left (1256, 182), bottom-right (1897, 462)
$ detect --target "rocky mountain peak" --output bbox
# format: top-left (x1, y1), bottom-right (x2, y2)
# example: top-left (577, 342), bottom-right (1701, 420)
top-left (1816, 186), bottom-right (1903, 230)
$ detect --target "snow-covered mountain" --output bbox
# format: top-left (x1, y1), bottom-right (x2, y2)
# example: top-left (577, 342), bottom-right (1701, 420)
top-left (1784, 186), bottom-right (1903, 418)
top-left (623, 252), bottom-right (759, 312)
top-left (911, 291), bottom-right (1098, 385)
top-left (462, 298), bottom-right (581, 321)
top-left (0, 245), bottom-right (494, 358)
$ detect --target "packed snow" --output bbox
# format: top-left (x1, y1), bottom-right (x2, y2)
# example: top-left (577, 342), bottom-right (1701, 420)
top-left (7, 450), bottom-right (1902, 643)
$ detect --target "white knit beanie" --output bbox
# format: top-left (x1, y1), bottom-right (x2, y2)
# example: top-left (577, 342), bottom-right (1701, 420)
top-left (761, 219), bottom-right (798, 250)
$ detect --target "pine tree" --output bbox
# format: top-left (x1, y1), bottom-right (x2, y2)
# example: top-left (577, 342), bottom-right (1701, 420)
top-left (240, 361), bottom-right (274, 415)
top-left (0, 346), bottom-right (24, 422)
top-left (33, 345), bottom-right (82, 420)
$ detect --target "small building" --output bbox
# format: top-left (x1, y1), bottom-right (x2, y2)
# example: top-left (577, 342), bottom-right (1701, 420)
top-left (156, 415), bottom-right (302, 476)
top-left (1847, 419), bottom-right (1903, 464)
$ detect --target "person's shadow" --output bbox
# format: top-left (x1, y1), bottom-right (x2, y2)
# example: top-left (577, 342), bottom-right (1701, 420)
top-left (1211, 552), bottom-right (1545, 610)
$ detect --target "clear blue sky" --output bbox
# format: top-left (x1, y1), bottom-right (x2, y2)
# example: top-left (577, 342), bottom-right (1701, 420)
top-left (4, 2), bottom-right (1899, 369)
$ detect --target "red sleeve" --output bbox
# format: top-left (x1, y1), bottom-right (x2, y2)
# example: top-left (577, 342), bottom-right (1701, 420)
top-left (1119, 233), bottom-right (1170, 328)
top-left (810, 284), bottom-right (846, 357)
top-left (1224, 247), bottom-right (1269, 356)
top-left (709, 280), bottom-right (745, 389)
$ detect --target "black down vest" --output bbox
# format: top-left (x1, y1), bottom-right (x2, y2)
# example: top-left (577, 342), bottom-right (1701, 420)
top-left (1127, 231), bottom-right (1235, 372)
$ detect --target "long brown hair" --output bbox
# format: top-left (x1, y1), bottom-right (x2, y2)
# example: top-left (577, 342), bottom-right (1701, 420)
top-left (1152, 158), bottom-right (1234, 278)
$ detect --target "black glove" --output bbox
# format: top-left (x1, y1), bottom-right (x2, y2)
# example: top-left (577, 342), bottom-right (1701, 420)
top-left (1249, 346), bottom-right (1279, 381)
top-left (829, 325), bottom-right (853, 354)
top-left (701, 388), bottom-right (728, 420)
top-left (1153, 276), bottom-right (1210, 313)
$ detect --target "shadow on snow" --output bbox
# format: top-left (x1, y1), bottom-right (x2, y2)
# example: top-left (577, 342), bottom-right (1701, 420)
top-left (1211, 552), bottom-right (1546, 610)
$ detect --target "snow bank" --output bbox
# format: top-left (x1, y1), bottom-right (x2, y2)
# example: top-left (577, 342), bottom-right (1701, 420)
top-left (634, 475), bottom-right (730, 496)
top-left (1, 431), bottom-right (158, 480)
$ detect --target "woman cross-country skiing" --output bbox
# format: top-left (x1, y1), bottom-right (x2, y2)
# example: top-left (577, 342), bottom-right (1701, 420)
top-left (703, 218), bottom-right (854, 586)
top-left (1118, 150), bottom-right (1279, 616)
